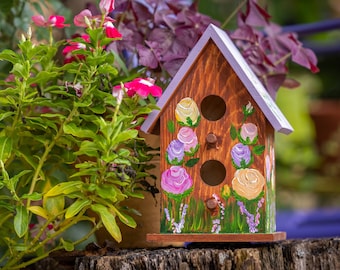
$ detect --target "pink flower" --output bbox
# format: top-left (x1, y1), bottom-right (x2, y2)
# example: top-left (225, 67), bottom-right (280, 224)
top-left (240, 123), bottom-right (258, 143)
top-left (74, 9), bottom-right (114, 28)
top-left (62, 34), bottom-right (90, 63)
top-left (32, 15), bottom-right (69, 28)
top-left (161, 166), bottom-right (193, 195)
top-left (177, 127), bottom-right (198, 153)
top-left (112, 85), bottom-right (124, 105)
top-left (104, 21), bottom-right (122, 39)
top-left (99, 0), bottom-right (115, 14)
top-left (123, 78), bottom-right (162, 99)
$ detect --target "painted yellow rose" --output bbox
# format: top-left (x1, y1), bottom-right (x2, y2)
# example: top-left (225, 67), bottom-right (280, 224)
top-left (232, 168), bottom-right (265, 200)
top-left (175, 97), bottom-right (200, 126)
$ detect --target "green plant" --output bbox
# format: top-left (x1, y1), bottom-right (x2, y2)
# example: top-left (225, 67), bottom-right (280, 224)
top-left (0, 0), bottom-right (161, 268)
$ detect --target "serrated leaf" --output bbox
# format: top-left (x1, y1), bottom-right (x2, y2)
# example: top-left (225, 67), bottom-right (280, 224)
top-left (65, 199), bottom-right (91, 219)
top-left (28, 206), bottom-right (48, 219)
top-left (14, 205), bottom-right (28, 238)
top-left (91, 204), bottom-right (122, 242)
top-left (45, 181), bottom-right (83, 197)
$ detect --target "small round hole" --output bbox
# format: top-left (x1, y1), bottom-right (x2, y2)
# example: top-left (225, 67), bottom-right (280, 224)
top-left (200, 160), bottom-right (226, 186)
top-left (200, 95), bottom-right (226, 121)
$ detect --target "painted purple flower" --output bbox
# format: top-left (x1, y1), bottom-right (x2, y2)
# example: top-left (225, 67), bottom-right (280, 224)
top-left (161, 166), bottom-right (193, 195)
top-left (231, 143), bottom-right (252, 168)
top-left (166, 139), bottom-right (185, 164)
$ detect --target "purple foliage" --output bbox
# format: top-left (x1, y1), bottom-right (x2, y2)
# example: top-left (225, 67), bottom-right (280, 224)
top-left (88, 0), bottom-right (319, 97)
top-left (111, 0), bottom-right (220, 83)
top-left (230, 0), bottom-right (319, 98)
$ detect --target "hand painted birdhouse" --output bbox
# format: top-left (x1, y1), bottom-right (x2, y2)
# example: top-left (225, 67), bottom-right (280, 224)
top-left (141, 24), bottom-right (293, 242)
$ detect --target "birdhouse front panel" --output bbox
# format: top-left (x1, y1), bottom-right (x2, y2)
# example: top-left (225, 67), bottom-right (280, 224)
top-left (159, 40), bottom-right (276, 235)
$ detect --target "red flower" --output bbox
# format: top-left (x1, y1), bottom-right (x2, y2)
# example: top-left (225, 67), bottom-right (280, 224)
top-left (32, 15), bottom-right (70, 28)
top-left (123, 78), bottom-right (162, 99)
top-left (104, 21), bottom-right (122, 39)
top-left (99, 0), bottom-right (115, 15)
top-left (62, 34), bottom-right (90, 63)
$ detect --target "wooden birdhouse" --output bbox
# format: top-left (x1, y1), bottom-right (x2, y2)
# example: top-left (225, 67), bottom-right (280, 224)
top-left (141, 24), bottom-right (293, 242)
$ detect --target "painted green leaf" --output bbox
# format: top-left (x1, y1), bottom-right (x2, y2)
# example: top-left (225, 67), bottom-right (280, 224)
top-left (185, 158), bottom-right (200, 167)
top-left (65, 199), bottom-right (91, 219)
top-left (45, 181), bottom-right (83, 197)
top-left (253, 145), bottom-right (265, 155)
top-left (91, 204), bottom-right (122, 242)
top-left (167, 120), bottom-right (175, 133)
top-left (14, 205), bottom-right (28, 238)
top-left (230, 124), bottom-right (237, 140)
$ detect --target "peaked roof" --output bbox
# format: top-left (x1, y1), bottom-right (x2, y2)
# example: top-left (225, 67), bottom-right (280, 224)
top-left (141, 24), bottom-right (293, 135)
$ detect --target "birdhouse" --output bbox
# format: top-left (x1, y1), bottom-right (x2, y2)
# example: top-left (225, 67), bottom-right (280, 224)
top-left (141, 24), bottom-right (293, 242)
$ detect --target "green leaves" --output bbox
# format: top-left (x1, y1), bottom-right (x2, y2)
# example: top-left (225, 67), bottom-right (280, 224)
top-left (0, 136), bottom-right (12, 162)
top-left (91, 204), bottom-right (122, 243)
top-left (45, 181), bottom-right (83, 197)
top-left (63, 122), bottom-right (96, 138)
top-left (14, 205), bottom-right (28, 238)
top-left (65, 199), bottom-right (91, 219)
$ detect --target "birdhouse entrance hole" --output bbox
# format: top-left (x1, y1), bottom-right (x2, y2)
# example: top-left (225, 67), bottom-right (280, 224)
top-left (200, 95), bottom-right (226, 121)
top-left (200, 160), bottom-right (226, 186)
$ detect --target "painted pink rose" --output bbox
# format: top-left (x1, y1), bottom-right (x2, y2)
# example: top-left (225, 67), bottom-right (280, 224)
top-left (177, 127), bottom-right (198, 153)
top-left (240, 123), bottom-right (258, 143)
top-left (161, 166), bottom-right (193, 195)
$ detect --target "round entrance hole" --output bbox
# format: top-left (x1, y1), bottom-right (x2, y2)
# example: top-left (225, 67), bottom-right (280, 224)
top-left (200, 95), bottom-right (226, 121)
top-left (200, 160), bottom-right (226, 186)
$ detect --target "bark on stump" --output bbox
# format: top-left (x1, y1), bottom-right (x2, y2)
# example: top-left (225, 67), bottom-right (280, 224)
top-left (32, 238), bottom-right (340, 270)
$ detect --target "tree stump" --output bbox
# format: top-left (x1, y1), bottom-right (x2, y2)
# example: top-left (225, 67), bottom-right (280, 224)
top-left (70, 238), bottom-right (340, 270)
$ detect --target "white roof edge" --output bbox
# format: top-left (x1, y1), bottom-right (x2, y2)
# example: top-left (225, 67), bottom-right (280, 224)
top-left (141, 24), bottom-right (293, 135)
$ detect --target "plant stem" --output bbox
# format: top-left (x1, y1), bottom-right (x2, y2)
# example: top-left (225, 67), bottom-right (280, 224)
top-left (26, 105), bottom-right (78, 209)
top-left (221, 0), bottom-right (247, 29)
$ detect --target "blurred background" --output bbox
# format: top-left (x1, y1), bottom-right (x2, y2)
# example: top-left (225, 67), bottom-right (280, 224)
top-left (1, 0), bottom-right (339, 238)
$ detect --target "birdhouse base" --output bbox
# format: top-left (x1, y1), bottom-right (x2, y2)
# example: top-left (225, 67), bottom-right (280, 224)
top-left (146, 232), bottom-right (286, 243)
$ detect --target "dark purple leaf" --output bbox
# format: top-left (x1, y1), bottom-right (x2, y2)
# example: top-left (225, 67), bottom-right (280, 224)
top-left (163, 58), bottom-right (185, 77)
top-left (244, 0), bottom-right (271, 27)
top-left (136, 44), bottom-right (159, 69)
top-left (230, 25), bottom-right (258, 43)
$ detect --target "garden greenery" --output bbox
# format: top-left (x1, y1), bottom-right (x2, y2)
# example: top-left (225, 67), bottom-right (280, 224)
top-left (0, 0), bottom-right (161, 268)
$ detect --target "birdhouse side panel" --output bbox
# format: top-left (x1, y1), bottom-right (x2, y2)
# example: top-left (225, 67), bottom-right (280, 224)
top-left (158, 40), bottom-right (277, 234)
